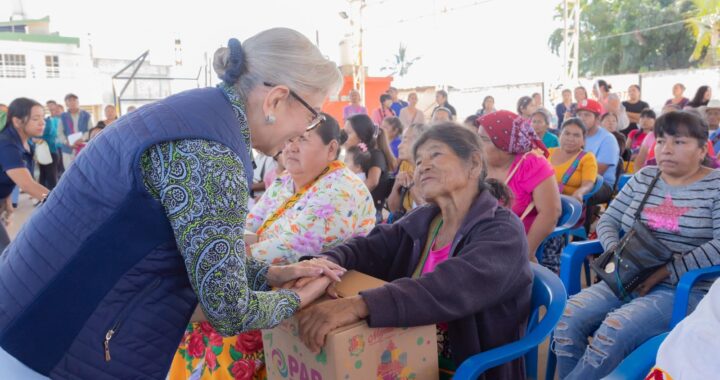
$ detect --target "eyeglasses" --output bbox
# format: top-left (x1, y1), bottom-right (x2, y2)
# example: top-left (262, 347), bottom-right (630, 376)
top-left (264, 82), bottom-right (325, 131)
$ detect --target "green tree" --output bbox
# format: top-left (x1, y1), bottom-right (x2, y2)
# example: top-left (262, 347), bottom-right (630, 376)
top-left (380, 44), bottom-right (421, 77)
top-left (687, 0), bottom-right (720, 66)
top-left (548, 0), bottom-right (698, 75)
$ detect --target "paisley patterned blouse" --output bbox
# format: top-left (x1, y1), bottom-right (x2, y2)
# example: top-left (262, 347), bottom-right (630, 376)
top-left (246, 166), bottom-right (376, 265)
top-left (139, 84), bottom-right (300, 337)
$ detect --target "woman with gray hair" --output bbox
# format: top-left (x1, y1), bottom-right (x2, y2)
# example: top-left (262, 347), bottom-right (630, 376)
top-left (607, 93), bottom-right (630, 130)
top-left (0, 28), bottom-right (345, 379)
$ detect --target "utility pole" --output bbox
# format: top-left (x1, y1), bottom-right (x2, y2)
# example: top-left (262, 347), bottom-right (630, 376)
top-left (563, 0), bottom-right (580, 83)
top-left (348, 0), bottom-right (366, 105)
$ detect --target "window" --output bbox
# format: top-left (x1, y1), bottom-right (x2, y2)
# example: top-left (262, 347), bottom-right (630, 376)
top-left (0, 25), bottom-right (27, 33)
top-left (0, 54), bottom-right (27, 78)
top-left (45, 55), bottom-right (60, 78)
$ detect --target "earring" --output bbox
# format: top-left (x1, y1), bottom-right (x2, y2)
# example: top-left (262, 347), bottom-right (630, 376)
top-left (265, 114), bottom-right (276, 124)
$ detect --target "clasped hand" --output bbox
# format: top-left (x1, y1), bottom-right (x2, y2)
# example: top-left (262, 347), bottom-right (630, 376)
top-left (277, 261), bottom-right (371, 354)
top-left (189, 258), bottom-right (345, 323)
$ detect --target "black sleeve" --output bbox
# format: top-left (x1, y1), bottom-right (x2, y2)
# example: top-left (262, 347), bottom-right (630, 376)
top-left (624, 101), bottom-right (649, 113)
top-left (369, 149), bottom-right (388, 173)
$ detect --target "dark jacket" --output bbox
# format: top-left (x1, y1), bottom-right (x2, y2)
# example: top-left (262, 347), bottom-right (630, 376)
top-left (319, 189), bottom-right (533, 380)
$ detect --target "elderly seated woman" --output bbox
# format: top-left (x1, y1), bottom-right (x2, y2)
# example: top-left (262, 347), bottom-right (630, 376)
top-left (169, 114), bottom-right (376, 380)
top-left (553, 111), bottom-right (720, 379)
top-left (297, 123), bottom-right (533, 380)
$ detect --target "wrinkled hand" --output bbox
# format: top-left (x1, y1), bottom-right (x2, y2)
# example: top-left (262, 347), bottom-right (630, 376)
top-left (636, 266), bottom-right (670, 296)
top-left (266, 258), bottom-right (346, 288)
top-left (297, 296), bottom-right (369, 353)
top-left (395, 172), bottom-right (413, 188)
top-left (286, 258), bottom-right (347, 289)
top-left (292, 275), bottom-right (336, 309)
top-left (571, 190), bottom-right (585, 203)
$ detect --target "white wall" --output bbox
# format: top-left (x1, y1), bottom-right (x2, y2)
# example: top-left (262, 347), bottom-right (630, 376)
top-left (640, 68), bottom-right (720, 111)
top-left (0, 39), bottom-right (200, 113)
top-left (451, 83), bottom-right (544, 119)
top-left (0, 38), bottom-right (102, 105)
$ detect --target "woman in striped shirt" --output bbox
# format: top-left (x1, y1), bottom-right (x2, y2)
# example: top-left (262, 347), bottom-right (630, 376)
top-left (553, 111), bottom-right (720, 380)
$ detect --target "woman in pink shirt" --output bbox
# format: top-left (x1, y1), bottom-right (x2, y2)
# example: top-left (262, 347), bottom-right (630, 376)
top-left (371, 93), bottom-right (396, 126)
top-left (477, 110), bottom-right (561, 262)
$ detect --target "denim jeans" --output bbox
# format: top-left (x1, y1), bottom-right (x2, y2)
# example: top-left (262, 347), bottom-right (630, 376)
top-left (553, 281), bottom-right (704, 379)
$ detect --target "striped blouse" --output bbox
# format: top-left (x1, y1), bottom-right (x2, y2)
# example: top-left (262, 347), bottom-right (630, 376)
top-left (597, 166), bottom-right (720, 290)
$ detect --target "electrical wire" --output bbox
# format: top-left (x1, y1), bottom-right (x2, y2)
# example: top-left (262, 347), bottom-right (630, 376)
top-left (591, 13), bottom-right (719, 41)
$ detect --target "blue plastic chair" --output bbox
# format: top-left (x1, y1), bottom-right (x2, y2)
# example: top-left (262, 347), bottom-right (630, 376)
top-left (602, 333), bottom-right (669, 380)
top-left (569, 175), bottom-right (604, 241)
top-left (617, 174), bottom-right (632, 192)
top-left (535, 195), bottom-right (583, 262)
top-left (603, 266), bottom-right (720, 380)
top-left (553, 240), bottom-right (720, 380)
top-left (559, 240), bottom-right (603, 296)
top-left (454, 263), bottom-right (567, 380)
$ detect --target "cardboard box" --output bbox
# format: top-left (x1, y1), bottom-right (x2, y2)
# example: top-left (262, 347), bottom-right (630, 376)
top-left (262, 271), bottom-right (439, 380)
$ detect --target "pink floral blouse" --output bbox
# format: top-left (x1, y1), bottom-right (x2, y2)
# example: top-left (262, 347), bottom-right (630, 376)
top-left (246, 167), bottom-right (376, 264)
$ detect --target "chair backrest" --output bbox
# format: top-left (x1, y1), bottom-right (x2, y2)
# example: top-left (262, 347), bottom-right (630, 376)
top-left (614, 157), bottom-right (625, 190)
top-left (526, 264), bottom-right (567, 340)
top-left (453, 264), bottom-right (567, 380)
top-left (557, 195), bottom-right (583, 228)
top-left (582, 174), bottom-right (604, 202)
top-left (617, 174), bottom-right (632, 193)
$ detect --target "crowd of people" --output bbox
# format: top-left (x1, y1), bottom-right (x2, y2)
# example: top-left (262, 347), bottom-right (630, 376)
top-left (0, 94), bottom-right (127, 249)
top-left (0, 27), bottom-right (718, 380)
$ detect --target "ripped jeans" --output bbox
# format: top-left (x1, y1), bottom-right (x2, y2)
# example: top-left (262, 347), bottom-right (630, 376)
top-left (553, 281), bottom-right (704, 379)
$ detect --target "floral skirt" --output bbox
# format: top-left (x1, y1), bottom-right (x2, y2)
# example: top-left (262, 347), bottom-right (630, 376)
top-left (437, 323), bottom-right (456, 380)
top-left (167, 322), bottom-right (266, 380)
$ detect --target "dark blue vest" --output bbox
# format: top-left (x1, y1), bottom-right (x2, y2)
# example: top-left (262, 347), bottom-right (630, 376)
top-left (0, 87), bottom-right (253, 379)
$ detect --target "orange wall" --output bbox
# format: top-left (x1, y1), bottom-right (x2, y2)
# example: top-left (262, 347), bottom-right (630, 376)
top-left (322, 76), bottom-right (394, 124)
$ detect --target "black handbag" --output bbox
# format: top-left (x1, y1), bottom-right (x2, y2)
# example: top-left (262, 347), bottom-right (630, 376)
top-left (387, 185), bottom-right (409, 224)
top-left (590, 171), bottom-right (674, 299)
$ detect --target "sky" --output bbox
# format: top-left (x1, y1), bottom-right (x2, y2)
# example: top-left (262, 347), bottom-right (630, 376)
top-left (1, 0), bottom-right (564, 89)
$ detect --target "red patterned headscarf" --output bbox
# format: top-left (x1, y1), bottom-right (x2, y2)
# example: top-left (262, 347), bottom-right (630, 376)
top-left (476, 110), bottom-right (549, 157)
